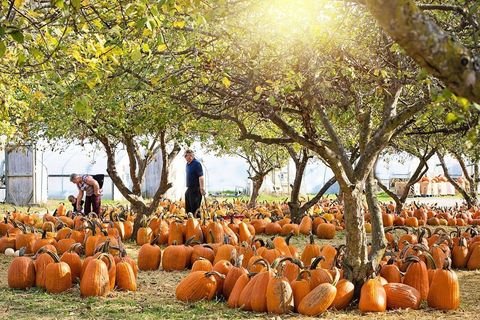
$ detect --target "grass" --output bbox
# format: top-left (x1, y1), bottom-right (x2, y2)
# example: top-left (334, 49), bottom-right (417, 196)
top-left (1, 231), bottom-right (480, 319)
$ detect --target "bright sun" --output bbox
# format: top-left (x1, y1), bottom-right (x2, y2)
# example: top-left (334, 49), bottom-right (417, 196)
top-left (243, 0), bottom-right (338, 43)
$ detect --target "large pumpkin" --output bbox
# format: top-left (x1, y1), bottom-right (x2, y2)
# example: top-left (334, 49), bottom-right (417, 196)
top-left (384, 283), bottom-right (421, 310)
top-left (8, 256), bottom-right (35, 289)
top-left (44, 250), bottom-right (72, 294)
top-left (427, 258), bottom-right (460, 310)
top-left (80, 253), bottom-right (112, 297)
top-left (176, 271), bottom-right (221, 302)
top-left (358, 278), bottom-right (386, 312)
top-left (137, 236), bottom-right (162, 271)
top-left (297, 268), bottom-right (339, 316)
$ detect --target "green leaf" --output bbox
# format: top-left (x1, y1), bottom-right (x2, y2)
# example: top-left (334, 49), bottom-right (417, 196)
top-left (54, 0), bottom-right (64, 9)
top-left (31, 48), bottom-right (44, 60)
top-left (0, 41), bottom-right (6, 58)
top-left (131, 48), bottom-right (142, 61)
top-left (17, 52), bottom-right (26, 66)
top-left (71, 0), bottom-right (81, 9)
top-left (136, 18), bottom-right (147, 29)
top-left (10, 30), bottom-right (24, 44)
top-left (221, 76), bottom-right (231, 88)
top-left (268, 95), bottom-right (276, 106)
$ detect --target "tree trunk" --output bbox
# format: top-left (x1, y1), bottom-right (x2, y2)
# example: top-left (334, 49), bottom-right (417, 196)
top-left (249, 175), bottom-right (264, 208)
top-left (342, 185), bottom-right (371, 293)
top-left (291, 176), bottom-right (337, 223)
top-left (288, 150), bottom-right (309, 223)
top-left (375, 178), bottom-right (403, 213)
top-left (470, 163), bottom-right (479, 206)
top-left (132, 203), bottom-right (149, 241)
top-left (365, 172), bottom-right (386, 268)
top-left (437, 151), bottom-right (475, 207)
top-left (158, 134), bottom-right (181, 195)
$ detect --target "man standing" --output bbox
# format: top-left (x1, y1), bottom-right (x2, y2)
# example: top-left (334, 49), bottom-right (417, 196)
top-left (184, 149), bottom-right (205, 216)
top-left (70, 173), bottom-right (102, 215)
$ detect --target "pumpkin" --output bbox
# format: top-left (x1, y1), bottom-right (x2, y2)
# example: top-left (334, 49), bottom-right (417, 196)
top-left (137, 236), bottom-right (162, 271)
top-left (0, 231), bottom-right (16, 253)
top-left (452, 237), bottom-right (469, 269)
top-left (176, 271), bottom-right (222, 302)
top-left (8, 256), bottom-right (35, 289)
top-left (184, 214), bottom-right (204, 243)
top-left (291, 270), bottom-right (311, 312)
top-left (60, 243), bottom-right (83, 282)
top-left (316, 218), bottom-right (336, 239)
top-left (427, 258), bottom-right (460, 310)
top-left (266, 259), bottom-right (294, 314)
top-left (358, 278), bottom-right (387, 312)
top-left (238, 259), bottom-right (272, 312)
top-left (136, 224), bottom-right (153, 246)
top-left (116, 258), bottom-right (137, 292)
top-left (190, 244), bottom-right (215, 264)
top-left (299, 215), bottom-right (312, 235)
top-left (402, 255), bottom-right (431, 300)
top-left (206, 216), bottom-right (225, 243)
top-left (80, 253), bottom-right (112, 297)
top-left (223, 254), bottom-right (247, 299)
top-left (384, 283), bottom-right (421, 310)
top-left (467, 241), bottom-right (480, 270)
top-left (379, 257), bottom-right (402, 283)
top-left (35, 249), bottom-right (55, 288)
top-left (227, 273), bottom-right (252, 308)
top-left (309, 256), bottom-right (333, 289)
top-left (330, 278), bottom-right (354, 310)
top-left (33, 230), bottom-right (58, 254)
top-left (301, 233), bottom-right (321, 267)
top-left (44, 250), bottom-right (72, 294)
top-left (192, 258), bottom-right (213, 272)
top-left (297, 267), bottom-right (339, 316)
top-left (168, 219), bottom-right (185, 245)
top-left (162, 242), bottom-right (193, 271)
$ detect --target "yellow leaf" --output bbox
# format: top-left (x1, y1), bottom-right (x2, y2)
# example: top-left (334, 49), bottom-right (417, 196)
top-left (173, 20), bottom-right (186, 29)
top-left (157, 43), bottom-right (168, 52)
top-left (255, 86), bottom-right (263, 94)
top-left (142, 29), bottom-right (152, 37)
top-left (14, 0), bottom-right (25, 8)
top-left (71, 50), bottom-right (82, 62)
top-left (222, 77), bottom-right (231, 88)
top-left (141, 43), bottom-right (150, 52)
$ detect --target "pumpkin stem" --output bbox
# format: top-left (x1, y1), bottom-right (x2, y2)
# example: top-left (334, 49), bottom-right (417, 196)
top-left (310, 256), bottom-right (326, 270)
top-left (43, 249), bottom-right (61, 263)
top-left (331, 267), bottom-right (341, 286)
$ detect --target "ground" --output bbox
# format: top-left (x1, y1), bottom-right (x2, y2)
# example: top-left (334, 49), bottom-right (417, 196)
top-left (1, 232), bottom-right (479, 319)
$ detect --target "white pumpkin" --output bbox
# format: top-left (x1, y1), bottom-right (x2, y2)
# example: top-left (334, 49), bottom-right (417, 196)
top-left (14, 250), bottom-right (20, 257)
top-left (4, 248), bottom-right (15, 256)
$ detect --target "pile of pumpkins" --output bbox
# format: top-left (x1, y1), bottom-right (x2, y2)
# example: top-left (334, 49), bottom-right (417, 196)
top-left (7, 239), bottom-right (137, 296)
top-left (1, 206), bottom-right (138, 297)
top-left (174, 233), bottom-right (461, 315)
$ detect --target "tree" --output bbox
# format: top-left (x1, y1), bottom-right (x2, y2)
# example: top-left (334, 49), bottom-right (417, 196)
top-left (182, 1), bottom-right (431, 289)
top-left (2, 0), bottom-right (213, 237)
top-left (376, 139), bottom-right (436, 214)
top-left (362, 0), bottom-right (480, 103)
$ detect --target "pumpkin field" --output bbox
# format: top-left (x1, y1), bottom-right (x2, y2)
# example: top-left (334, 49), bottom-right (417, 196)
top-left (1, 199), bottom-right (480, 319)
top-left (2, 0), bottom-right (480, 319)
